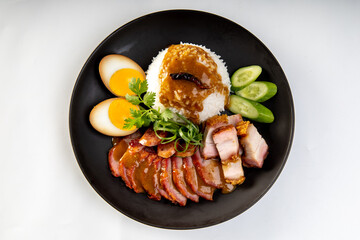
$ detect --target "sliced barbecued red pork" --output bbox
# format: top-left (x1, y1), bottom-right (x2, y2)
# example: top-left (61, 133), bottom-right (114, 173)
top-left (139, 128), bottom-right (167, 147)
top-left (212, 124), bottom-right (245, 185)
top-left (108, 139), bottom-right (127, 177)
top-left (138, 154), bottom-right (161, 200)
top-left (183, 157), bottom-right (215, 201)
top-left (157, 141), bottom-right (176, 158)
top-left (125, 149), bottom-right (151, 193)
top-left (240, 124), bottom-right (268, 168)
top-left (160, 158), bottom-right (187, 206)
top-left (172, 157), bottom-right (199, 202)
top-left (153, 158), bottom-right (171, 201)
top-left (192, 149), bottom-right (223, 189)
top-left (201, 114), bottom-right (242, 159)
top-left (118, 149), bottom-right (139, 189)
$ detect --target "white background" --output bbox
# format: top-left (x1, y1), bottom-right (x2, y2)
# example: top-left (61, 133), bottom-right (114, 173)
top-left (1, 0), bottom-right (359, 239)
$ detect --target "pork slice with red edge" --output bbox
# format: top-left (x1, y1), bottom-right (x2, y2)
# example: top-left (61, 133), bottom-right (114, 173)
top-left (108, 146), bottom-right (121, 177)
top-left (192, 149), bottom-right (223, 189)
top-left (139, 128), bottom-right (167, 147)
top-left (240, 124), bottom-right (268, 168)
top-left (125, 148), bottom-right (151, 193)
top-left (153, 158), bottom-right (171, 201)
top-left (183, 157), bottom-right (215, 201)
top-left (172, 157), bottom-right (199, 202)
top-left (139, 153), bottom-right (161, 201)
top-left (212, 124), bottom-right (245, 185)
top-left (160, 158), bottom-right (187, 206)
top-left (201, 114), bottom-right (242, 159)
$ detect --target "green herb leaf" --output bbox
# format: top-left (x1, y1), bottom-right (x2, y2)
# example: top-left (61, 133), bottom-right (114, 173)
top-left (128, 78), bottom-right (148, 96)
top-left (160, 109), bottom-right (173, 121)
top-left (143, 92), bottom-right (156, 107)
top-left (125, 94), bottom-right (141, 105)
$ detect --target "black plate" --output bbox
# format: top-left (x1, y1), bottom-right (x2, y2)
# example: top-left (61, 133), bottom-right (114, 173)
top-left (69, 10), bottom-right (294, 229)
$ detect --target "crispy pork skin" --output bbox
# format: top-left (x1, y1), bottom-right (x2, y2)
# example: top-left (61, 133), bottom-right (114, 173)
top-left (201, 114), bottom-right (242, 159)
top-left (183, 157), bottom-right (215, 201)
top-left (139, 128), bottom-right (166, 147)
top-left (212, 124), bottom-right (245, 185)
top-left (160, 158), bottom-right (187, 206)
top-left (240, 124), bottom-right (268, 168)
top-left (192, 149), bottom-right (223, 188)
top-left (172, 157), bottom-right (199, 202)
top-left (157, 141), bottom-right (176, 158)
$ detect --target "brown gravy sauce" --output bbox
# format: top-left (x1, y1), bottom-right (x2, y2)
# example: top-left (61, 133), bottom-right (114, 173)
top-left (158, 44), bottom-right (229, 123)
top-left (110, 138), bottom-right (235, 196)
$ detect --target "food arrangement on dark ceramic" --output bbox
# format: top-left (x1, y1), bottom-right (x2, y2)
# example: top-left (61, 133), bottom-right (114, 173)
top-left (89, 43), bottom-right (277, 206)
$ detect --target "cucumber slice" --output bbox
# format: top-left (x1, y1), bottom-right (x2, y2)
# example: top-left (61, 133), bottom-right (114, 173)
top-left (236, 81), bottom-right (277, 102)
top-left (231, 65), bottom-right (262, 91)
top-left (227, 95), bottom-right (274, 123)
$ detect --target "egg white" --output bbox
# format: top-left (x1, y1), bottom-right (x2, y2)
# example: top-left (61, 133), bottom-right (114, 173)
top-left (89, 98), bottom-right (138, 136)
top-left (99, 54), bottom-right (145, 96)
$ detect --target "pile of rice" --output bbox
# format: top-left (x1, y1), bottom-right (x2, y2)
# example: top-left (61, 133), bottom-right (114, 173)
top-left (146, 43), bottom-right (230, 123)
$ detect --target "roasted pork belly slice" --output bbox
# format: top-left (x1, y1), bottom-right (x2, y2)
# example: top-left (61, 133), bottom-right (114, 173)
top-left (240, 124), bottom-right (268, 168)
top-left (139, 154), bottom-right (161, 200)
top-left (222, 155), bottom-right (245, 185)
top-left (172, 157), bottom-right (199, 202)
top-left (153, 158), bottom-right (171, 201)
top-left (228, 114), bottom-right (243, 126)
top-left (212, 125), bottom-right (239, 161)
top-left (183, 157), bottom-right (215, 201)
top-left (139, 128), bottom-right (167, 147)
top-left (212, 125), bottom-right (245, 185)
top-left (160, 158), bottom-right (187, 206)
top-left (201, 114), bottom-right (242, 159)
top-left (192, 149), bottom-right (223, 189)
top-left (157, 141), bottom-right (176, 158)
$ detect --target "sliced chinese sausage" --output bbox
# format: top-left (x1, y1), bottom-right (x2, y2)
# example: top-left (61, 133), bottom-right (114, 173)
top-left (153, 158), bottom-right (172, 201)
top-left (160, 158), bottom-right (187, 206)
top-left (183, 157), bottom-right (215, 201)
top-left (172, 157), bottom-right (199, 202)
top-left (157, 141), bottom-right (176, 158)
top-left (139, 128), bottom-right (167, 147)
top-left (192, 149), bottom-right (223, 189)
top-left (138, 154), bottom-right (161, 201)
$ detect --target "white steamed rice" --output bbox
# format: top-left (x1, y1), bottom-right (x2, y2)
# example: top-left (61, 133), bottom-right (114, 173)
top-left (146, 43), bottom-right (230, 123)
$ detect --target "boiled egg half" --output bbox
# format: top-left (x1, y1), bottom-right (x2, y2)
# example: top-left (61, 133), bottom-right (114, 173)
top-left (89, 98), bottom-right (139, 136)
top-left (99, 54), bottom-right (145, 96)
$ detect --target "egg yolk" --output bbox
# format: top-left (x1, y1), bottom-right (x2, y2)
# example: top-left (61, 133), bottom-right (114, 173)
top-left (109, 68), bottom-right (144, 96)
top-left (108, 98), bottom-right (138, 130)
